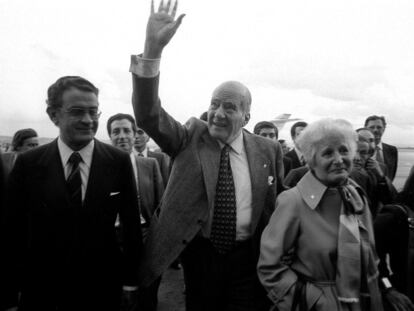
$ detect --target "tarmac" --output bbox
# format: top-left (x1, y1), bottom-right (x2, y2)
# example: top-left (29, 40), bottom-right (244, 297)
top-left (157, 266), bottom-right (185, 311)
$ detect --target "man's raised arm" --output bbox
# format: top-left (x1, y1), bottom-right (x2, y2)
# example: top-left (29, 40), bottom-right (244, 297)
top-left (130, 0), bottom-right (186, 156)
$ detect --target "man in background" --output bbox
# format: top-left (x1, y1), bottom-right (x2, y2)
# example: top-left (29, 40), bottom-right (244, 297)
top-left (1, 128), bottom-right (39, 179)
top-left (253, 121), bottom-right (291, 177)
top-left (285, 121), bottom-right (307, 169)
top-left (108, 113), bottom-right (164, 311)
top-left (364, 115), bottom-right (398, 181)
top-left (134, 126), bottom-right (170, 187)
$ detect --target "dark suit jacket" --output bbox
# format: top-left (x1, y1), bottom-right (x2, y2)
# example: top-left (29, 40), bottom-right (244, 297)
top-left (135, 155), bottom-right (164, 223)
top-left (3, 139), bottom-right (142, 310)
top-left (132, 74), bottom-right (284, 287)
top-left (283, 156), bottom-right (292, 178)
top-left (147, 150), bottom-right (170, 187)
top-left (382, 142), bottom-right (398, 181)
top-left (374, 204), bottom-right (410, 296)
top-left (1, 151), bottom-right (17, 180)
top-left (285, 148), bottom-right (303, 170)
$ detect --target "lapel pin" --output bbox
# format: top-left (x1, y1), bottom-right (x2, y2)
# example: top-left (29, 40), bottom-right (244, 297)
top-left (310, 195), bottom-right (315, 199)
top-left (263, 164), bottom-right (267, 168)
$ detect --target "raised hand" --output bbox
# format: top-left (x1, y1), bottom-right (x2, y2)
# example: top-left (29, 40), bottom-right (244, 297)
top-left (144, 0), bottom-right (185, 59)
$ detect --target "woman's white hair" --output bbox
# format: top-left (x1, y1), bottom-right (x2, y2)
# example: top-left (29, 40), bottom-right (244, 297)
top-left (296, 118), bottom-right (357, 169)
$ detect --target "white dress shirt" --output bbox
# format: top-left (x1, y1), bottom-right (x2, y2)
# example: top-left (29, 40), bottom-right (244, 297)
top-left (137, 147), bottom-right (148, 157)
top-left (58, 138), bottom-right (94, 202)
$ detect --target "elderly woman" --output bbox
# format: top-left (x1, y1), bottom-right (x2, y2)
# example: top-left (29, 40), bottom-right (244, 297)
top-left (258, 119), bottom-right (383, 311)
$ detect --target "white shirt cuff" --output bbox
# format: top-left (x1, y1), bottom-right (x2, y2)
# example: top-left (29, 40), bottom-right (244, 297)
top-left (123, 285), bottom-right (139, 291)
top-left (129, 54), bottom-right (160, 78)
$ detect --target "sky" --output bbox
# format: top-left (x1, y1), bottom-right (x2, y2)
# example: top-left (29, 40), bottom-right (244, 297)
top-left (1, 0), bottom-right (414, 147)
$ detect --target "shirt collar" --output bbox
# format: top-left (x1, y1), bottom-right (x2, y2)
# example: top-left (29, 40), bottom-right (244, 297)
top-left (296, 171), bottom-right (328, 210)
top-left (376, 142), bottom-right (383, 150)
top-left (217, 131), bottom-right (243, 155)
top-left (57, 137), bottom-right (94, 169)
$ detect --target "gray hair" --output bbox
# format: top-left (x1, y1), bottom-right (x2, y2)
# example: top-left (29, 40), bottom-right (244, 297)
top-left (297, 118), bottom-right (357, 169)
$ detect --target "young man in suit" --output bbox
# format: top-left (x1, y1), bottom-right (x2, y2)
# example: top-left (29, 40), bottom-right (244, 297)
top-left (365, 115), bottom-right (398, 181)
top-left (254, 121), bottom-right (291, 177)
top-left (129, 2), bottom-right (284, 310)
top-left (134, 127), bottom-right (170, 187)
top-left (3, 76), bottom-right (142, 311)
top-left (107, 113), bottom-right (164, 311)
top-left (285, 121), bottom-right (308, 169)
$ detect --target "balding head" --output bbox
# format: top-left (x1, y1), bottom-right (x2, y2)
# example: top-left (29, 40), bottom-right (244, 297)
top-left (212, 81), bottom-right (251, 113)
top-left (208, 81), bottom-right (251, 144)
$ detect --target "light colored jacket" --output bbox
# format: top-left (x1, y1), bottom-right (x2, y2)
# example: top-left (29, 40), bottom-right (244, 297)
top-left (258, 171), bottom-right (383, 311)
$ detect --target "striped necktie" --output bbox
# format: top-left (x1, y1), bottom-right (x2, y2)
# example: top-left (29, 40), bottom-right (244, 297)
top-left (210, 145), bottom-right (237, 254)
top-left (67, 152), bottom-right (82, 207)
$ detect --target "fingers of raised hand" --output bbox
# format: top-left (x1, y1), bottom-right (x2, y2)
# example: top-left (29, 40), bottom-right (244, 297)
top-left (156, 0), bottom-right (179, 16)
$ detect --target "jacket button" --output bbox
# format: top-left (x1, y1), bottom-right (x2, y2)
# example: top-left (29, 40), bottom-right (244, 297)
top-left (197, 219), bottom-right (203, 225)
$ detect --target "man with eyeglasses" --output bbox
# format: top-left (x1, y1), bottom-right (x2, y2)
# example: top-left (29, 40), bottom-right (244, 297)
top-left (2, 76), bottom-right (143, 311)
top-left (134, 127), bottom-right (170, 188)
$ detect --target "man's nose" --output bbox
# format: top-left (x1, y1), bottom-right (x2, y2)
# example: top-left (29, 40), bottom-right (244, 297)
top-left (80, 112), bottom-right (93, 123)
top-left (214, 106), bottom-right (226, 118)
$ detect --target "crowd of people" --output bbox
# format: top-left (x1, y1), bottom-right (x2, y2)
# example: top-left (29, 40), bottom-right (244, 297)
top-left (0, 1), bottom-right (413, 311)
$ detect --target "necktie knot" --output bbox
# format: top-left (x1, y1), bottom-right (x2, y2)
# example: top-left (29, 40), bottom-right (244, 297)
top-left (222, 144), bottom-right (232, 156)
top-left (69, 152), bottom-right (82, 166)
top-left (138, 152), bottom-right (144, 157)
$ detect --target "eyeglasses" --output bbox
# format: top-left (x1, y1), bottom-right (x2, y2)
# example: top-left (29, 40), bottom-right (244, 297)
top-left (63, 108), bottom-right (101, 120)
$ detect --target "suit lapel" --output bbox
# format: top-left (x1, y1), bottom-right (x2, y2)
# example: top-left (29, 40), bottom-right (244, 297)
top-left (136, 156), bottom-right (150, 220)
top-left (199, 132), bottom-right (221, 208)
top-left (382, 144), bottom-right (390, 166)
top-left (84, 140), bottom-right (113, 208)
top-left (243, 132), bottom-right (270, 232)
top-left (37, 139), bottom-right (70, 206)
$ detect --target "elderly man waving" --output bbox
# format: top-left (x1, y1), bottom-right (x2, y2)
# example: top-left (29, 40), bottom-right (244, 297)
top-left (129, 1), bottom-right (284, 310)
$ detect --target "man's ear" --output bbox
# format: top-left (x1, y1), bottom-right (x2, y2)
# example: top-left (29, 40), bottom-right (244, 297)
top-left (46, 107), bottom-right (59, 126)
top-left (243, 113), bottom-right (250, 126)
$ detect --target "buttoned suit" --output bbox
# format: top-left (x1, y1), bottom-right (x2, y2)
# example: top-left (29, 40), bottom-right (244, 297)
top-left (382, 142), bottom-right (398, 181)
top-left (134, 155), bottom-right (164, 226)
top-left (147, 150), bottom-right (170, 187)
top-left (3, 139), bottom-right (142, 311)
top-left (132, 74), bottom-right (284, 309)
